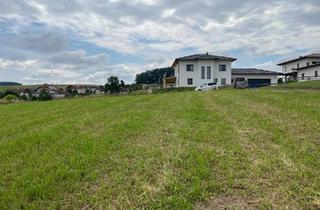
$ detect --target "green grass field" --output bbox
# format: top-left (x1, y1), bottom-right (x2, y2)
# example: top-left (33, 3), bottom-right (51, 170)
top-left (276, 80), bottom-right (320, 90)
top-left (0, 85), bottom-right (37, 93)
top-left (0, 85), bottom-right (21, 92)
top-left (0, 87), bottom-right (319, 209)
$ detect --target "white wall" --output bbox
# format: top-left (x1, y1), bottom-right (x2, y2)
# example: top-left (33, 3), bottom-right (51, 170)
top-left (232, 74), bottom-right (279, 84)
top-left (297, 65), bottom-right (320, 81)
top-left (174, 60), bottom-right (232, 87)
top-left (281, 58), bottom-right (320, 74)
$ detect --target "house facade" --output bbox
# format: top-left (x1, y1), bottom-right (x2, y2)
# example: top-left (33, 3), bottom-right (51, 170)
top-left (277, 53), bottom-right (320, 81)
top-left (172, 53), bottom-right (237, 87)
top-left (295, 64), bottom-right (320, 80)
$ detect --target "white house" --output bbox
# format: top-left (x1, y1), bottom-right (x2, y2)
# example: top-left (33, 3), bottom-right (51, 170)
top-left (171, 53), bottom-right (237, 87)
top-left (33, 84), bottom-right (66, 98)
top-left (232, 68), bottom-right (281, 88)
top-left (277, 53), bottom-right (320, 81)
top-left (66, 85), bottom-right (105, 95)
top-left (295, 64), bottom-right (320, 81)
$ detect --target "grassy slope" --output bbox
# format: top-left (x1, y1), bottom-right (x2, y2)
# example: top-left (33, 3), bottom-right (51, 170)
top-left (0, 85), bottom-right (21, 92)
top-left (275, 80), bottom-right (320, 90)
top-left (0, 85), bottom-right (68, 93)
top-left (0, 89), bottom-right (319, 209)
top-left (0, 85), bottom-right (37, 93)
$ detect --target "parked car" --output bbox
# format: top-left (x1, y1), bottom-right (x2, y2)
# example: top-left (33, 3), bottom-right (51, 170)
top-left (195, 83), bottom-right (218, 91)
top-left (235, 80), bottom-right (249, 89)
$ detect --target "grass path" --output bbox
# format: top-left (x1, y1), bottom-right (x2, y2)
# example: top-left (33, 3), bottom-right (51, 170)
top-left (0, 89), bottom-right (319, 209)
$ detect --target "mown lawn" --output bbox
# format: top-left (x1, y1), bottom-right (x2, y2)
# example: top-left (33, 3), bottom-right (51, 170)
top-left (0, 88), bottom-right (319, 209)
top-left (276, 80), bottom-right (320, 90)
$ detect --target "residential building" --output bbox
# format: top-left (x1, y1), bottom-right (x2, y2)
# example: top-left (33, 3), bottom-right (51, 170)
top-left (66, 85), bottom-right (105, 95)
top-left (277, 53), bottom-right (320, 81)
top-left (33, 84), bottom-right (66, 98)
top-left (171, 53), bottom-right (237, 87)
top-left (295, 64), bottom-right (320, 81)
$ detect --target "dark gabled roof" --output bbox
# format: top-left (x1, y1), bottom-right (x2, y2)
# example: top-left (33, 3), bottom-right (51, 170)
top-left (232, 68), bottom-right (282, 75)
top-left (66, 84), bottom-right (100, 88)
top-left (292, 62), bottom-right (320, 70)
top-left (172, 53), bottom-right (237, 67)
top-left (34, 84), bottom-right (65, 94)
top-left (277, 53), bottom-right (320, 66)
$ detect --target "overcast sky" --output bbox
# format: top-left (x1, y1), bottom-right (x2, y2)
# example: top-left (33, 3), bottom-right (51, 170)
top-left (0, 0), bottom-right (319, 84)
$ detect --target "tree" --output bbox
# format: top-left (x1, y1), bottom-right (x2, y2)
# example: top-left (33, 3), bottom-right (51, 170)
top-left (66, 86), bottom-right (78, 97)
top-left (128, 84), bottom-right (142, 92)
top-left (38, 90), bottom-right (52, 101)
top-left (135, 67), bottom-right (174, 84)
top-left (120, 80), bottom-right (125, 87)
top-left (105, 76), bottom-right (121, 94)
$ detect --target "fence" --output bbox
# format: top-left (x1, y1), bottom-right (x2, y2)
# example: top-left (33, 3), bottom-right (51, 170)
top-left (297, 75), bottom-right (320, 81)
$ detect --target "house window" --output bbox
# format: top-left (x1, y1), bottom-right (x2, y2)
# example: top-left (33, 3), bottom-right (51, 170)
top-left (312, 61), bottom-right (317, 65)
top-left (307, 62), bottom-right (310, 66)
top-left (302, 73), bottom-right (305, 80)
top-left (201, 66), bottom-right (205, 79)
top-left (187, 78), bottom-right (193, 85)
top-left (214, 78), bottom-right (218, 83)
top-left (207, 67), bottom-right (211, 79)
top-left (284, 66), bottom-right (287, 72)
top-left (315, 71), bottom-right (318, 78)
top-left (219, 64), bottom-right (226, 71)
top-left (297, 63), bottom-right (300, 68)
top-left (221, 78), bottom-right (226, 85)
top-left (186, 64), bottom-right (194, 71)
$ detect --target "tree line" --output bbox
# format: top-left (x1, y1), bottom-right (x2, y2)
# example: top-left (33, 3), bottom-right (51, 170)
top-left (105, 67), bottom-right (174, 93)
top-left (135, 67), bottom-right (174, 84)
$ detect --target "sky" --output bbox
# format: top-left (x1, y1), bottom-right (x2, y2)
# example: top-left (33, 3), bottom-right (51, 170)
top-left (0, 0), bottom-right (319, 85)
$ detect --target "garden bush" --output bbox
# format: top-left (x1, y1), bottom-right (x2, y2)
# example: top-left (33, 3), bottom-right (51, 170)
top-left (4, 94), bottom-right (18, 103)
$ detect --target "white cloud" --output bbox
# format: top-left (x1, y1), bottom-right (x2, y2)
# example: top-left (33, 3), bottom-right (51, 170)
top-left (132, 0), bottom-right (158, 6)
top-left (49, 50), bottom-right (108, 67)
top-left (0, 59), bottom-right (37, 70)
top-left (0, 0), bottom-right (320, 84)
top-left (162, 9), bottom-right (175, 18)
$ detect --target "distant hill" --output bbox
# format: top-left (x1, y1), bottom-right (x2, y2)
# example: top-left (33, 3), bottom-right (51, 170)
top-left (0, 82), bottom-right (22, 86)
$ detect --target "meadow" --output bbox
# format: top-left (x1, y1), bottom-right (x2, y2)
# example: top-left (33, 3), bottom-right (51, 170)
top-left (276, 80), bottom-right (320, 90)
top-left (0, 84), bottom-right (319, 209)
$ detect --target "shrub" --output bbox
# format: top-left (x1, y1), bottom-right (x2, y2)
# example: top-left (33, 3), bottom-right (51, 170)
top-left (4, 94), bottom-right (18, 102)
top-left (66, 87), bottom-right (78, 97)
top-left (31, 95), bottom-right (38, 101)
top-left (38, 90), bottom-right (52, 101)
top-left (20, 94), bottom-right (28, 101)
top-left (128, 84), bottom-right (143, 92)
